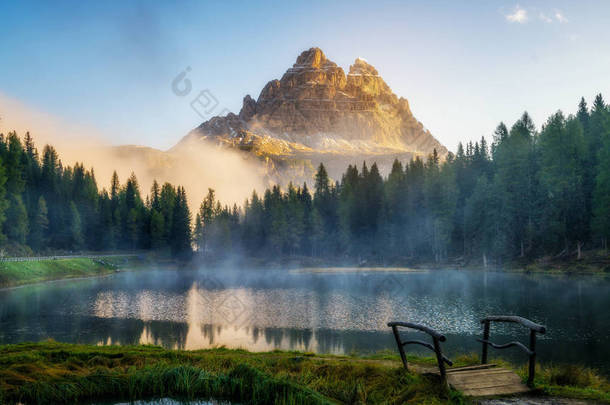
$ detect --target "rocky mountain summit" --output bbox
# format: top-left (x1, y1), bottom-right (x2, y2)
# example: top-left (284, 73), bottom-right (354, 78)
top-left (178, 48), bottom-right (446, 181)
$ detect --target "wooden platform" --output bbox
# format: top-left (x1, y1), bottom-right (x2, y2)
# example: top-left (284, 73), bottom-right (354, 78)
top-left (446, 364), bottom-right (531, 397)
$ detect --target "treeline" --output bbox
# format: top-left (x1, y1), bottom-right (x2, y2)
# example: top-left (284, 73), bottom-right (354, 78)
top-left (3, 94), bottom-right (610, 265)
top-left (195, 94), bottom-right (610, 265)
top-left (0, 132), bottom-right (192, 258)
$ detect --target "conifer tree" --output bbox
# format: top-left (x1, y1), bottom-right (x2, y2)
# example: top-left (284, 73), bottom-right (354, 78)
top-left (195, 188), bottom-right (217, 255)
top-left (494, 112), bottom-right (539, 258)
top-left (170, 186), bottom-right (192, 258)
top-left (592, 102), bottom-right (610, 250)
top-left (69, 201), bottom-right (84, 250)
top-left (539, 112), bottom-right (587, 256)
top-left (0, 160), bottom-right (8, 243)
top-left (5, 194), bottom-right (28, 245)
top-left (285, 183), bottom-right (304, 254)
top-left (159, 183), bottom-right (177, 247)
top-left (150, 180), bottom-right (161, 211)
top-left (464, 175), bottom-right (494, 266)
top-left (29, 196), bottom-right (49, 251)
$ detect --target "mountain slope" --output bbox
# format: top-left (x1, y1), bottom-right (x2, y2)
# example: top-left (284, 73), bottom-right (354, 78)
top-left (178, 48), bottom-right (446, 180)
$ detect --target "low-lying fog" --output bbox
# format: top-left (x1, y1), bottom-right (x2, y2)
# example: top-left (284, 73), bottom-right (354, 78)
top-left (0, 93), bottom-right (266, 209)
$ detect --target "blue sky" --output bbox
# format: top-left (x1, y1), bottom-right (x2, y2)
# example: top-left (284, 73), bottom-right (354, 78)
top-left (1, 0), bottom-right (609, 151)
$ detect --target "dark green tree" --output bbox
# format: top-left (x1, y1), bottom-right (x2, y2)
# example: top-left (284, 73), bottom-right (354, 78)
top-left (5, 194), bottom-right (28, 245)
top-left (591, 101), bottom-right (610, 249)
top-left (170, 186), bottom-right (192, 258)
top-left (538, 112), bottom-right (587, 257)
top-left (29, 196), bottom-right (49, 251)
top-left (69, 201), bottom-right (84, 250)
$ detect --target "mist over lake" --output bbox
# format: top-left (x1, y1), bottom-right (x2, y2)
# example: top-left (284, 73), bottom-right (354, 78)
top-left (2, 268), bottom-right (609, 374)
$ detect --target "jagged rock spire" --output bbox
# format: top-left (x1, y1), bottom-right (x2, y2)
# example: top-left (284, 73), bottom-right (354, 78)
top-left (185, 48), bottom-right (447, 159)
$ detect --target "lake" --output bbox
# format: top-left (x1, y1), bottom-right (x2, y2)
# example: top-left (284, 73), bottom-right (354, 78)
top-left (1, 268), bottom-right (609, 373)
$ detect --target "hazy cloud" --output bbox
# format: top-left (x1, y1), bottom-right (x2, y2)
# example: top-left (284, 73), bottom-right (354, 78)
top-left (506, 5), bottom-right (528, 23)
top-left (539, 13), bottom-right (553, 23)
top-left (507, 6), bottom-right (568, 25)
top-left (554, 10), bottom-right (568, 23)
top-left (538, 10), bottom-right (568, 23)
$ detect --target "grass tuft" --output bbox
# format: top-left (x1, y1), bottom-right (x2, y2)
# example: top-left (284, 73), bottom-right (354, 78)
top-left (0, 342), bottom-right (465, 404)
top-left (1, 342), bottom-right (609, 404)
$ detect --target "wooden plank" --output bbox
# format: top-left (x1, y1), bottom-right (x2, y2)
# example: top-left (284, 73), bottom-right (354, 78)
top-left (446, 364), bottom-right (498, 373)
top-left (448, 368), bottom-right (516, 379)
top-left (450, 375), bottom-right (523, 389)
top-left (461, 384), bottom-right (530, 397)
top-left (449, 366), bottom-right (514, 375)
top-left (448, 369), bottom-right (515, 378)
top-left (447, 365), bottom-right (530, 397)
top-left (448, 372), bottom-right (522, 384)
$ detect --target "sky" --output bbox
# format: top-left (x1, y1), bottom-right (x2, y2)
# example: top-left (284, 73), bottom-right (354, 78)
top-left (1, 0), bottom-right (609, 152)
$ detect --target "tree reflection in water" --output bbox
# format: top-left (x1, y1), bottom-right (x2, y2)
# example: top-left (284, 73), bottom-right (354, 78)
top-left (1, 268), bottom-right (610, 373)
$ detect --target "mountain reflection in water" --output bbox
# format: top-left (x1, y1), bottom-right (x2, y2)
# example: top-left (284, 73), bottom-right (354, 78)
top-left (1, 268), bottom-right (609, 373)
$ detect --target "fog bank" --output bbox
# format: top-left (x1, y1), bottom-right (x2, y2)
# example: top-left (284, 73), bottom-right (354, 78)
top-left (0, 93), bottom-right (266, 209)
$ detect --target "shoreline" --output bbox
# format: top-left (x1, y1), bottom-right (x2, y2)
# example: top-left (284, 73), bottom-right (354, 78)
top-left (0, 270), bottom-right (119, 292)
top-left (0, 342), bottom-right (607, 404)
top-left (198, 251), bottom-right (610, 276)
top-left (0, 255), bottom-right (155, 289)
top-left (2, 251), bottom-right (608, 290)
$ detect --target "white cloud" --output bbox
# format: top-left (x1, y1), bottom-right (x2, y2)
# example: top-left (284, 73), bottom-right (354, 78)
top-left (506, 5), bottom-right (528, 23)
top-left (554, 10), bottom-right (568, 23)
top-left (539, 13), bottom-right (553, 23)
top-left (507, 6), bottom-right (568, 25)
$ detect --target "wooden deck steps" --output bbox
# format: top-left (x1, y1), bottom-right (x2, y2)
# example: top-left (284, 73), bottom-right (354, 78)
top-left (446, 364), bottom-right (530, 397)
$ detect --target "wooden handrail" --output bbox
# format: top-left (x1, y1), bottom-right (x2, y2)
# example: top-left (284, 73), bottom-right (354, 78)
top-left (387, 321), bottom-right (447, 341)
top-left (480, 316), bottom-right (546, 334)
top-left (388, 321), bottom-right (452, 384)
top-left (479, 315), bottom-right (546, 386)
top-left (476, 338), bottom-right (533, 355)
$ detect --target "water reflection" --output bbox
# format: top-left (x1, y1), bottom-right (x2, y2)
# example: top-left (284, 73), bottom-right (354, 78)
top-left (91, 275), bottom-right (487, 336)
top-left (1, 268), bottom-right (609, 373)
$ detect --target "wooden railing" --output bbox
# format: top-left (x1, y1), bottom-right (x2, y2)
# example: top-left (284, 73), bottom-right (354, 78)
top-left (388, 321), bottom-right (453, 383)
top-left (478, 315), bottom-right (546, 385)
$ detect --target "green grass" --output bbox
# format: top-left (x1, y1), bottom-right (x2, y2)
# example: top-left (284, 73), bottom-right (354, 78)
top-left (517, 363), bottom-right (610, 403)
top-left (0, 342), bottom-right (466, 405)
top-left (0, 258), bottom-right (120, 288)
top-left (2, 343), bottom-right (608, 405)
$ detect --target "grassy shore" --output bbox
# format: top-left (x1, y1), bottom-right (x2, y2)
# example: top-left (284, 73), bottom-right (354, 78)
top-left (214, 249), bottom-right (610, 275)
top-left (0, 342), bottom-right (608, 404)
top-left (0, 256), bottom-right (146, 288)
top-left (516, 249), bottom-right (610, 274)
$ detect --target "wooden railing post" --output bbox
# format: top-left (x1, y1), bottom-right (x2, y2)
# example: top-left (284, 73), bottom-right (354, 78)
top-left (432, 336), bottom-right (447, 384)
top-left (388, 322), bottom-right (452, 377)
top-left (478, 316), bottom-right (545, 387)
top-left (528, 329), bottom-right (536, 386)
top-left (481, 320), bottom-right (490, 364)
top-left (391, 324), bottom-right (408, 370)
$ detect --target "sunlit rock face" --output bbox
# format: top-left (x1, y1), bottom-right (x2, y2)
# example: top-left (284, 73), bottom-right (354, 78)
top-left (180, 48), bottom-right (447, 182)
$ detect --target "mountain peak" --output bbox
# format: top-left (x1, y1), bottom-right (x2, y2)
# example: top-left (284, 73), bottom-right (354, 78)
top-left (349, 57), bottom-right (379, 76)
top-left (185, 48), bottom-right (447, 181)
top-left (295, 47), bottom-right (328, 68)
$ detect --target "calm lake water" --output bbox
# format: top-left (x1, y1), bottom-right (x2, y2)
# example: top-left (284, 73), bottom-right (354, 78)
top-left (1, 268), bottom-right (609, 373)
